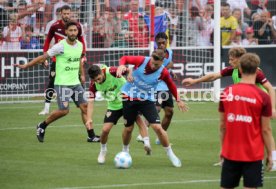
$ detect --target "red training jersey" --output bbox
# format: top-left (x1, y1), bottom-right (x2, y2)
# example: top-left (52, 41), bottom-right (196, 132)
top-left (119, 56), bottom-right (179, 101)
top-left (219, 83), bottom-right (272, 161)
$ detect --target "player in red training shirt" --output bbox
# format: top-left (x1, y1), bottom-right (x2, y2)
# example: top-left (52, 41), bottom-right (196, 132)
top-left (219, 53), bottom-right (273, 189)
top-left (40, 5), bottom-right (86, 115)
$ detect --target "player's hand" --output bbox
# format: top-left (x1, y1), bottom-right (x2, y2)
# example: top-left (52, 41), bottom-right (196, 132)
top-left (182, 78), bottom-right (195, 86)
top-left (42, 60), bottom-right (49, 68)
top-left (170, 72), bottom-right (178, 80)
top-left (266, 155), bottom-right (273, 171)
top-left (85, 119), bottom-right (93, 129)
top-left (13, 64), bottom-right (27, 69)
top-left (127, 68), bottom-right (134, 82)
top-left (80, 75), bottom-right (86, 84)
top-left (176, 100), bottom-right (189, 112)
top-left (117, 65), bottom-right (127, 77)
top-left (81, 56), bottom-right (87, 64)
top-left (271, 109), bottom-right (276, 119)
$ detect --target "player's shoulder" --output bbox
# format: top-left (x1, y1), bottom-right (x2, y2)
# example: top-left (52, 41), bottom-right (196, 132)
top-left (51, 20), bottom-right (62, 27)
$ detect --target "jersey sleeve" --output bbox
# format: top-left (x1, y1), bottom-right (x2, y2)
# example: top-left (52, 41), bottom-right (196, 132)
top-left (47, 42), bottom-right (64, 57)
top-left (221, 66), bottom-right (234, 77)
top-left (256, 69), bottom-right (268, 84)
top-left (43, 24), bottom-right (55, 52)
top-left (119, 56), bottom-right (145, 69)
top-left (88, 81), bottom-right (97, 99)
top-left (159, 68), bottom-right (179, 101)
top-left (261, 92), bottom-right (272, 117)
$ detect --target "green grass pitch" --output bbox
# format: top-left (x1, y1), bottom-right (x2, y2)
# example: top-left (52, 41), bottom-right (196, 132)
top-left (0, 101), bottom-right (275, 189)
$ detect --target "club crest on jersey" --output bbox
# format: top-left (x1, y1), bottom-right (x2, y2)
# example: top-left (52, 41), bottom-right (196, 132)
top-left (50, 71), bottom-right (56, 77)
top-left (106, 111), bottom-right (112, 118)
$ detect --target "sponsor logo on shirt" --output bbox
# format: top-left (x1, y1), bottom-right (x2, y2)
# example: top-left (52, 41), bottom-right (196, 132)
top-left (227, 113), bottom-right (252, 123)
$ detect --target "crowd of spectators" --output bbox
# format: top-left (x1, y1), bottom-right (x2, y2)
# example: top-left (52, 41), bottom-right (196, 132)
top-left (1, 0), bottom-right (276, 50)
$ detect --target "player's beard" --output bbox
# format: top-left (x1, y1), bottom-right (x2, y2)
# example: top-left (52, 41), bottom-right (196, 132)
top-left (68, 35), bottom-right (76, 42)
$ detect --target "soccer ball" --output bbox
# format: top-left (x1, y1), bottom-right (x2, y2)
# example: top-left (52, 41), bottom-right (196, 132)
top-left (114, 152), bottom-right (132, 169)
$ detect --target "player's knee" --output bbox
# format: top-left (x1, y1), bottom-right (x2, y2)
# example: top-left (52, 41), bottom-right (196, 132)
top-left (151, 124), bottom-right (163, 133)
top-left (124, 125), bottom-right (134, 133)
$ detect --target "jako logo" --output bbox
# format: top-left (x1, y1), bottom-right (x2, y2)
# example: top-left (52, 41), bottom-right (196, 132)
top-left (227, 113), bottom-right (252, 123)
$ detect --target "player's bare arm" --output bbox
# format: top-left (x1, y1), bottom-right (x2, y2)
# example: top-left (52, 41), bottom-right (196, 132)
top-left (14, 53), bottom-right (50, 69)
top-left (262, 81), bottom-right (276, 119)
top-left (182, 72), bottom-right (222, 86)
top-left (86, 98), bottom-right (95, 129)
top-left (261, 116), bottom-right (273, 171)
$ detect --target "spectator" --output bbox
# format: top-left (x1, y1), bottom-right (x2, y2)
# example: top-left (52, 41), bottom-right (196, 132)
top-left (253, 11), bottom-right (276, 44)
top-left (242, 26), bottom-right (258, 45)
top-left (124, 0), bottom-right (148, 47)
top-left (227, 0), bottom-right (251, 17)
top-left (20, 25), bottom-right (41, 49)
top-left (232, 8), bottom-right (248, 39)
top-left (165, 3), bottom-right (179, 47)
top-left (187, 6), bottom-right (204, 46)
top-left (2, 18), bottom-right (22, 50)
top-left (251, 0), bottom-right (268, 14)
top-left (102, 7), bottom-right (116, 48)
top-left (91, 17), bottom-right (104, 48)
top-left (198, 4), bottom-right (214, 46)
top-left (136, 15), bottom-right (149, 47)
top-left (189, 0), bottom-right (209, 11)
top-left (0, 0), bottom-right (9, 30)
top-left (111, 6), bottom-right (129, 48)
top-left (220, 2), bottom-right (238, 46)
top-left (230, 29), bottom-right (242, 46)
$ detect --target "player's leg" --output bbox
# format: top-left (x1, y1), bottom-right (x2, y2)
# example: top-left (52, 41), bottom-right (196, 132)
top-left (122, 100), bottom-right (138, 153)
top-left (242, 160), bottom-right (263, 189)
top-left (135, 115), bottom-right (151, 155)
top-left (72, 84), bottom-right (100, 142)
top-left (155, 91), bottom-right (174, 145)
top-left (220, 158), bottom-right (242, 189)
top-left (98, 109), bottom-right (122, 164)
top-left (39, 62), bottom-right (56, 115)
top-left (36, 85), bottom-right (71, 142)
top-left (269, 134), bottom-right (276, 171)
top-left (139, 100), bottom-right (181, 167)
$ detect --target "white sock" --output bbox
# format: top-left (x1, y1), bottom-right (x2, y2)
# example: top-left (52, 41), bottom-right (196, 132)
top-left (164, 145), bottom-right (173, 156)
top-left (143, 137), bottom-right (150, 147)
top-left (272, 150), bottom-right (276, 161)
top-left (44, 102), bottom-right (50, 112)
top-left (122, 145), bottom-right (129, 152)
top-left (101, 144), bottom-right (107, 152)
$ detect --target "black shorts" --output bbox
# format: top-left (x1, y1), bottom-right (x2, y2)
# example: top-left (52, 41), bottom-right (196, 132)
top-left (123, 100), bottom-right (160, 127)
top-left (220, 158), bottom-right (263, 188)
top-left (103, 109), bottom-right (123, 125)
top-left (155, 91), bottom-right (174, 108)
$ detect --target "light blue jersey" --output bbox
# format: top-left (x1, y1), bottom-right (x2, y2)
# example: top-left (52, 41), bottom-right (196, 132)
top-left (156, 48), bottom-right (173, 91)
top-left (121, 57), bottom-right (164, 101)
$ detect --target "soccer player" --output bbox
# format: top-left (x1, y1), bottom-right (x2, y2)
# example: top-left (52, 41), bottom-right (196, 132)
top-left (219, 53), bottom-right (273, 188)
top-left (136, 32), bottom-right (176, 145)
top-left (14, 21), bottom-right (99, 143)
top-left (87, 65), bottom-right (150, 164)
top-left (39, 5), bottom-right (86, 116)
top-left (182, 47), bottom-right (276, 170)
top-left (116, 49), bottom-right (188, 167)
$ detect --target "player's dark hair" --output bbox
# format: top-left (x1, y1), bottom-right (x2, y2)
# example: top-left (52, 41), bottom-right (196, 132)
top-left (88, 65), bottom-right (102, 79)
top-left (239, 53), bottom-right (260, 75)
top-left (60, 5), bottom-right (71, 12)
top-left (155, 32), bottom-right (168, 41)
top-left (65, 21), bottom-right (78, 30)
